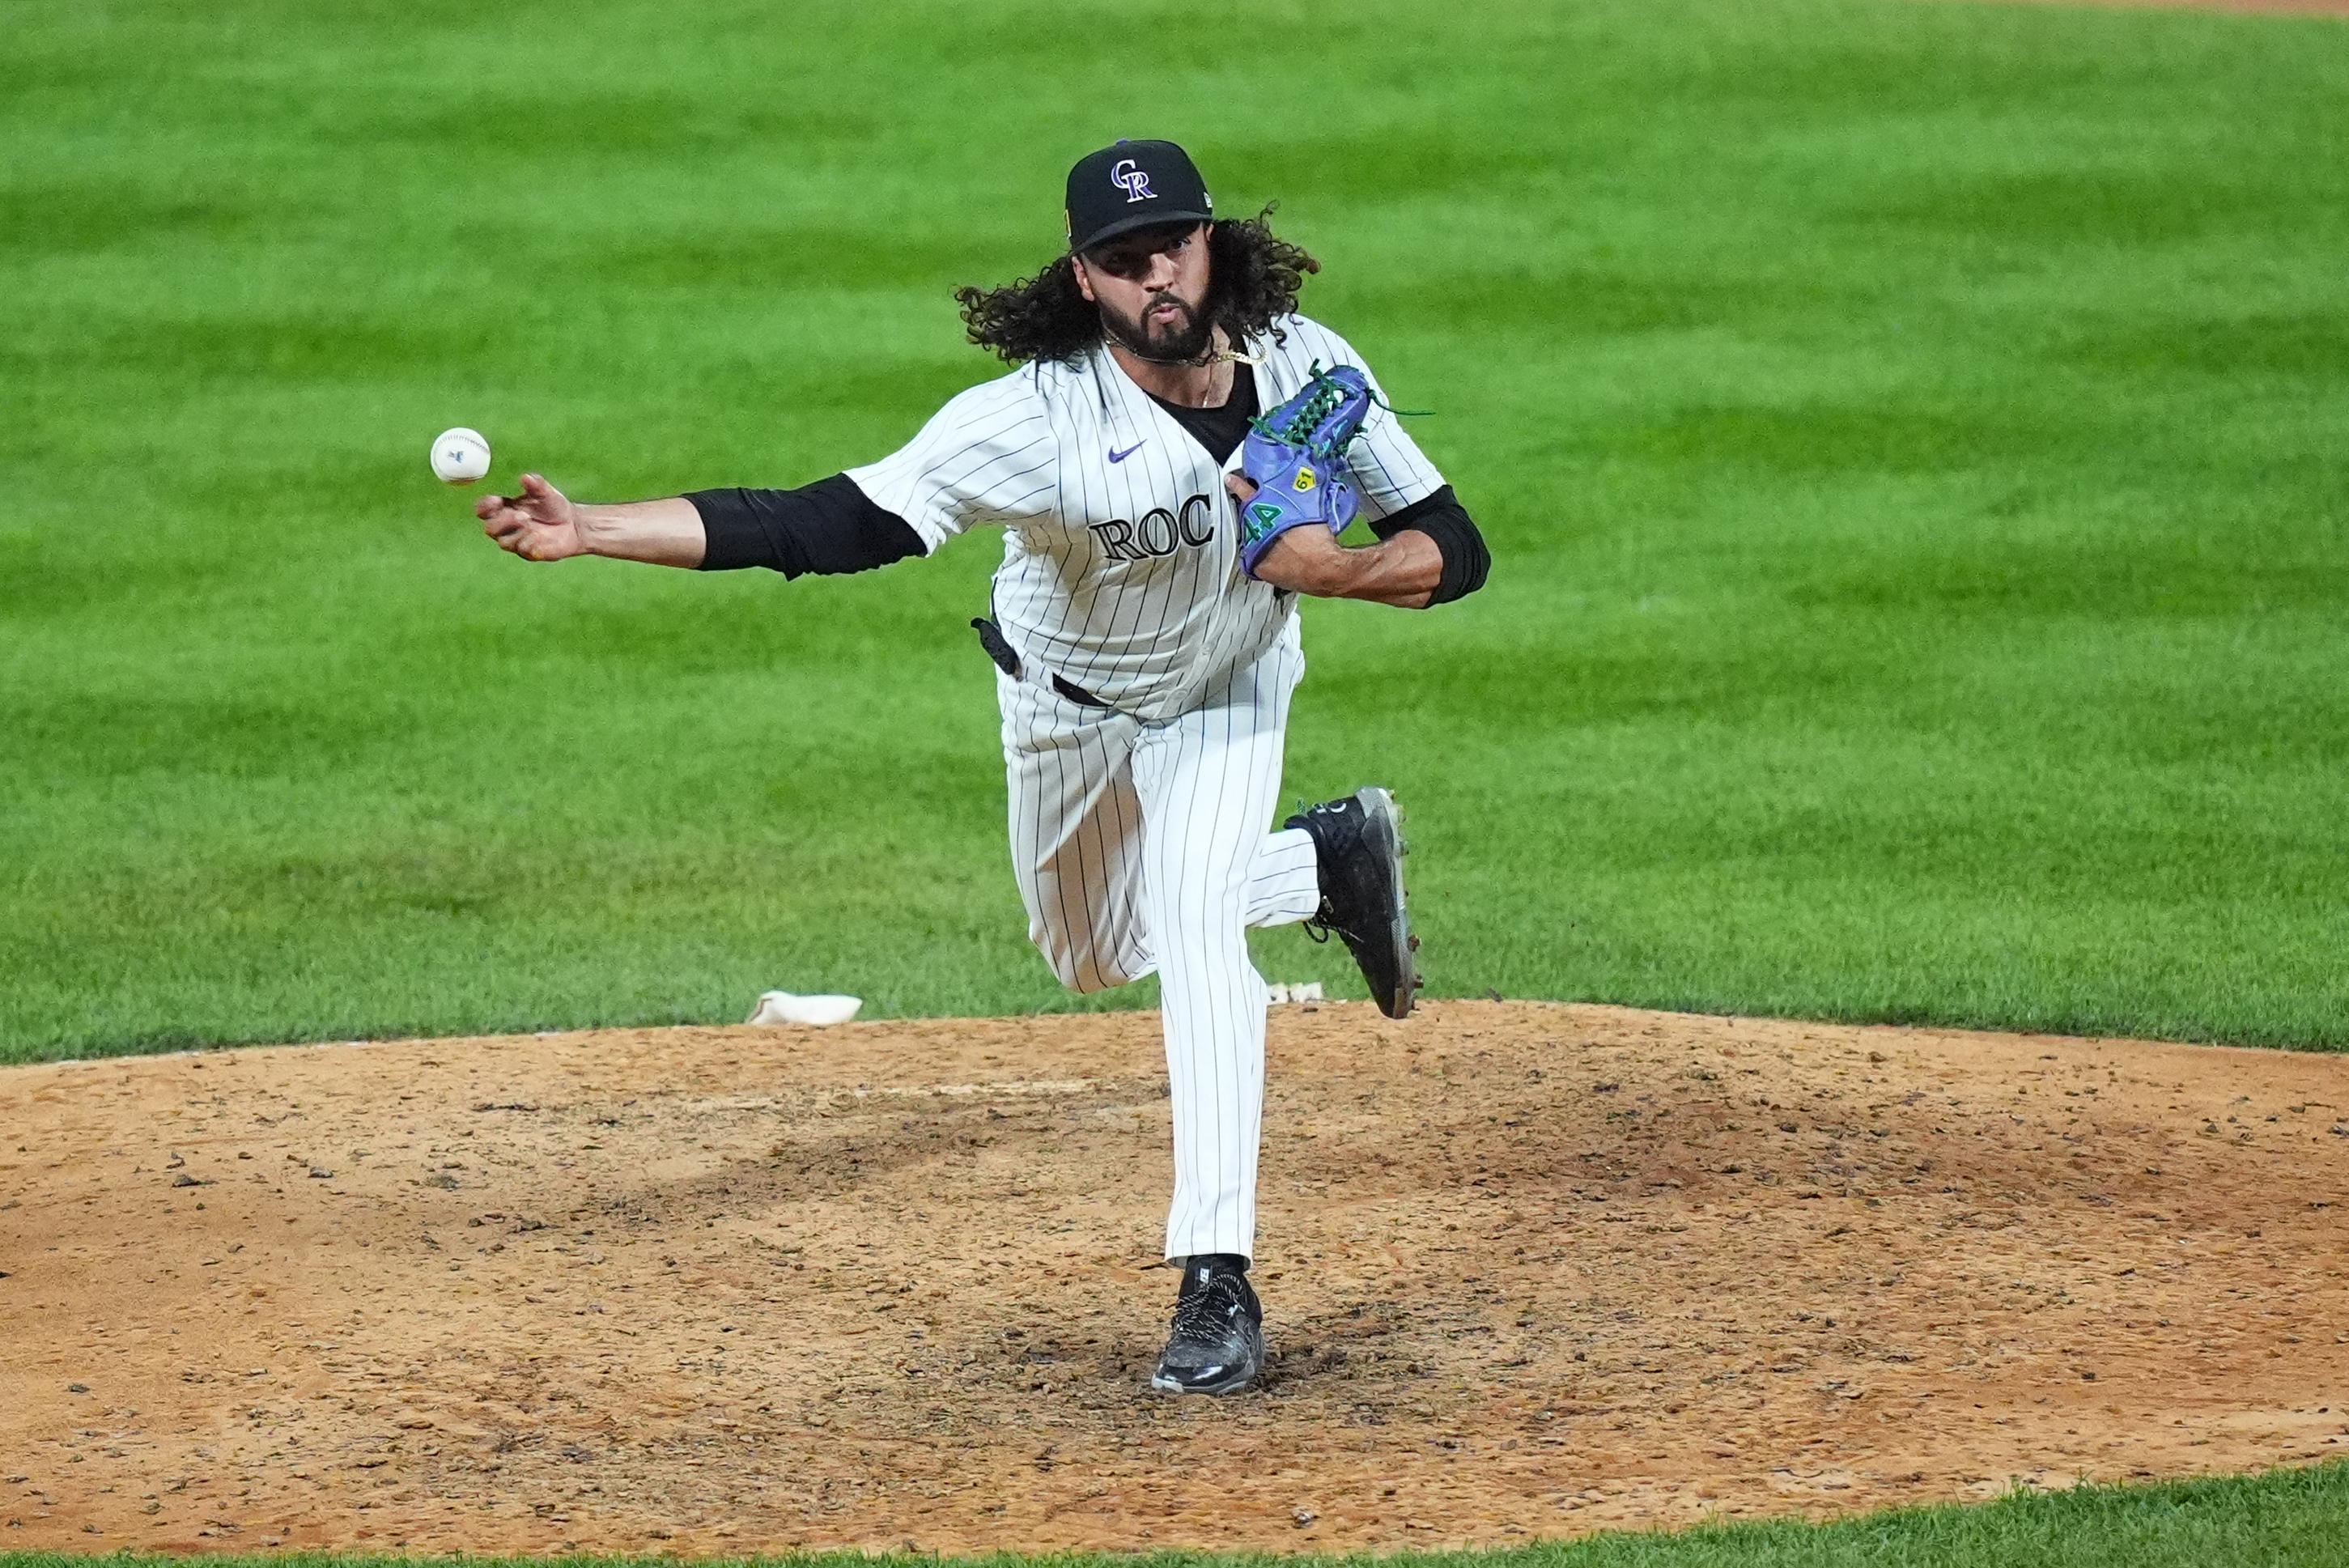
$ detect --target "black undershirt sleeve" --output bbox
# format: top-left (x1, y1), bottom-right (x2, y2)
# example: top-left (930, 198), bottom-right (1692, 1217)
top-left (1368, 484), bottom-right (1491, 606)
top-left (685, 473), bottom-right (927, 577)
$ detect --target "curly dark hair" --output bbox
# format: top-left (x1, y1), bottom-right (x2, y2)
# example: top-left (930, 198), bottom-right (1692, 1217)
top-left (954, 208), bottom-right (1319, 368)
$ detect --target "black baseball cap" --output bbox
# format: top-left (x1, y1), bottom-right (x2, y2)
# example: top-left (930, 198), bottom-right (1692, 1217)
top-left (1064, 139), bottom-right (1214, 254)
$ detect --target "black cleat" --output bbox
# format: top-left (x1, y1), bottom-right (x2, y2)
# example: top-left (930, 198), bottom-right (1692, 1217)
top-left (1287, 786), bottom-right (1421, 1019)
top-left (1150, 1256), bottom-right (1264, 1396)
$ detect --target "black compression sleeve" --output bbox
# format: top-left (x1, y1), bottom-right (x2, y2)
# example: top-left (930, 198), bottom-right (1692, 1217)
top-left (1368, 484), bottom-right (1491, 606)
top-left (685, 473), bottom-right (927, 577)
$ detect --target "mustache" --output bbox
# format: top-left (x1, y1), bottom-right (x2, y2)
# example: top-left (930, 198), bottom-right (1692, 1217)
top-left (1099, 289), bottom-right (1215, 364)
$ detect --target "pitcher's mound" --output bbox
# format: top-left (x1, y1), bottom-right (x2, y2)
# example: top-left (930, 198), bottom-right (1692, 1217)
top-left (5, 1001), bottom-right (2346, 1553)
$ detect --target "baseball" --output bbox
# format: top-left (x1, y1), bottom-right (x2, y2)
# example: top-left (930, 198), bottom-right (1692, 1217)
top-left (429, 427), bottom-right (491, 485)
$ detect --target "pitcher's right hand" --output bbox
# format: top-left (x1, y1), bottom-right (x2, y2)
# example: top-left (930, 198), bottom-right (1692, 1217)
top-left (478, 473), bottom-right (584, 562)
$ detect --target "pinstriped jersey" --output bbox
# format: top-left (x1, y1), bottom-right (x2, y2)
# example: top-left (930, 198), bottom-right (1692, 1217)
top-left (844, 313), bottom-right (1444, 721)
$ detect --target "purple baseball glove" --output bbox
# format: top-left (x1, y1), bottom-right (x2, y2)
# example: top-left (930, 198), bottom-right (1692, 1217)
top-left (1236, 363), bottom-right (1375, 579)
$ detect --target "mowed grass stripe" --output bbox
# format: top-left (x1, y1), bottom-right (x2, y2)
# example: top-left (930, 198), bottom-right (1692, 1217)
top-left (3, 0), bottom-right (2347, 1060)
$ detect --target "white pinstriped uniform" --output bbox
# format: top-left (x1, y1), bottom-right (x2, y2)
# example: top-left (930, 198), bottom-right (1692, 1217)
top-left (847, 312), bottom-right (1444, 1260)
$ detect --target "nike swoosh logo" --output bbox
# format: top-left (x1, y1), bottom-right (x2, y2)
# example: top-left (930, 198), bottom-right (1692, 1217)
top-left (1108, 441), bottom-right (1145, 463)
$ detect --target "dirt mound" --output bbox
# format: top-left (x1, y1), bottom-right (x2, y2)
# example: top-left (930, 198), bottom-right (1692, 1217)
top-left (4, 1001), bottom-right (2346, 1553)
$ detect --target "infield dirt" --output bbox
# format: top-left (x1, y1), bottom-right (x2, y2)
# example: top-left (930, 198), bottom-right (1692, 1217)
top-left (5, 1001), bottom-right (2347, 1553)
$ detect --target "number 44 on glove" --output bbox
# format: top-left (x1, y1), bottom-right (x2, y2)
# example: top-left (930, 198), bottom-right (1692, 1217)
top-left (1235, 363), bottom-right (1416, 580)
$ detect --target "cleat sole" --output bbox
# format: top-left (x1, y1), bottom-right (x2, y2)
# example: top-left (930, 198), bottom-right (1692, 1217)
top-left (1151, 1364), bottom-right (1260, 1396)
top-left (1353, 785), bottom-right (1417, 1019)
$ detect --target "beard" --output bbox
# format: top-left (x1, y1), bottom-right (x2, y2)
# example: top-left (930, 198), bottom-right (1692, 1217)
top-left (1098, 289), bottom-right (1216, 364)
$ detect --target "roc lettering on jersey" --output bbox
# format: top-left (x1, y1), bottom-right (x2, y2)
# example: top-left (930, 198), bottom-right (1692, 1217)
top-left (1090, 493), bottom-right (1217, 561)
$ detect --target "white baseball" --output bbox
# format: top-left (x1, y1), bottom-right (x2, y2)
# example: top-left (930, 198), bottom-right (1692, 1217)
top-left (429, 427), bottom-right (492, 485)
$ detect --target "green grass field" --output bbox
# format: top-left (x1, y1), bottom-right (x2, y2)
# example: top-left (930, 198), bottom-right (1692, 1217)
top-left (6, 0), bottom-right (2347, 1060)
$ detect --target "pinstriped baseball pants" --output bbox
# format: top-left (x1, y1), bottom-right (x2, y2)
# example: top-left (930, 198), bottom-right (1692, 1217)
top-left (997, 625), bottom-right (1323, 1261)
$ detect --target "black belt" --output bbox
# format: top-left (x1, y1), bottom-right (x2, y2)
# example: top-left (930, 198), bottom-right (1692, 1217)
top-left (971, 617), bottom-right (1111, 708)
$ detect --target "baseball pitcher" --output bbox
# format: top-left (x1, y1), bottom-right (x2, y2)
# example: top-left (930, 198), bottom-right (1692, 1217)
top-left (474, 139), bottom-right (1490, 1394)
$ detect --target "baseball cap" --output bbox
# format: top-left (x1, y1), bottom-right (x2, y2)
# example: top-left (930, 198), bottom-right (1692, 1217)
top-left (1064, 139), bottom-right (1214, 254)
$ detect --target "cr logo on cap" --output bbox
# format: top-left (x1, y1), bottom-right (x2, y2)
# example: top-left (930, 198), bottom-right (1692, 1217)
top-left (1110, 158), bottom-right (1155, 204)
